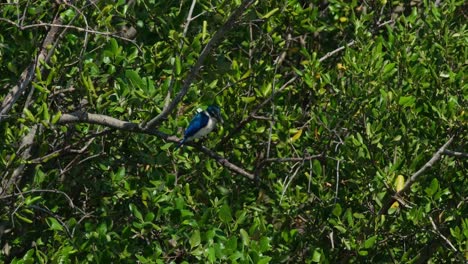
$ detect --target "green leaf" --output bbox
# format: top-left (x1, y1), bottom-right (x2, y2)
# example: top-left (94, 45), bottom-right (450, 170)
top-left (46, 217), bottom-right (63, 231)
top-left (125, 70), bottom-right (143, 88)
top-left (241, 96), bottom-right (256, 103)
top-left (219, 204), bottom-right (233, 223)
top-left (425, 178), bottom-right (439, 197)
top-left (359, 250), bottom-right (368, 256)
top-left (258, 236), bottom-right (271, 252)
top-left (382, 62), bottom-right (396, 77)
top-left (364, 235), bottom-right (377, 248)
top-left (15, 212), bottom-right (33, 224)
top-left (175, 56), bottom-right (181, 75)
top-left (261, 8), bottom-right (279, 19)
top-left (23, 108), bottom-right (35, 122)
top-left (51, 111), bottom-right (62, 124)
top-left (240, 229), bottom-right (250, 246)
top-left (332, 203), bottom-right (342, 217)
top-left (207, 246), bottom-right (216, 262)
top-left (312, 249), bottom-right (321, 262)
top-left (129, 203), bottom-right (143, 221)
top-left (190, 229), bottom-right (201, 249)
top-left (42, 102), bottom-right (50, 122)
top-left (290, 129), bottom-right (302, 142)
top-left (398, 96), bottom-right (416, 107)
top-left (258, 256), bottom-right (272, 264)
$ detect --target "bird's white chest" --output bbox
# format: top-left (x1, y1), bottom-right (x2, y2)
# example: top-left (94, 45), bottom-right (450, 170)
top-left (191, 118), bottom-right (216, 140)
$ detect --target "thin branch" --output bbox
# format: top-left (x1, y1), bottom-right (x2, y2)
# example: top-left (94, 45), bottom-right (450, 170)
top-left (182, 0), bottom-right (197, 38)
top-left (428, 216), bottom-right (458, 253)
top-left (334, 159), bottom-right (341, 203)
top-left (442, 149), bottom-right (468, 158)
top-left (0, 189), bottom-right (85, 215)
top-left (198, 145), bottom-right (255, 180)
top-left (260, 154), bottom-right (324, 165)
top-left (220, 75), bottom-right (298, 145)
top-left (280, 162), bottom-right (303, 202)
top-left (379, 136), bottom-right (455, 214)
top-left (28, 205), bottom-right (73, 239)
top-left (144, 0), bottom-right (256, 130)
top-left (317, 19), bottom-right (394, 63)
top-left (162, 0), bottom-right (198, 112)
top-left (318, 40), bottom-right (355, 63)
top-left (0, 18), bottom-right (141, 52)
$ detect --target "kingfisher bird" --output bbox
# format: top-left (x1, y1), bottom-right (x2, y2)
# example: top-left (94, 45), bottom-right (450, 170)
top-left (176, 105), bottom-right (223, 149)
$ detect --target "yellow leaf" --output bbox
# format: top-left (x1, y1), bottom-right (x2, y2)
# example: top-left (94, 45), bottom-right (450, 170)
top-left (395, 175), bottom-right (405, 191)
top-left (391, 175), bottom-right (405, 208)
top-left (290, 129), bottom-right (303, 142)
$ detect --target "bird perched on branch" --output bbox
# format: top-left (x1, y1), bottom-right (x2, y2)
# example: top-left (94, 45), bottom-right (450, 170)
top-left (176, 105), bottom-right (223, 149)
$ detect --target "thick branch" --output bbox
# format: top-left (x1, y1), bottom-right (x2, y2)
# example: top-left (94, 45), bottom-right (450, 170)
top-left (0, 17), bottom-right (62, 122)
top-left (60, 111), bottom-right (139, 131)
top-left (144, 0), bottom-right (256, 129)
top-left (58, 111), bottom-right (255, 180)
top-left (1, 125), bottom-right (38, 195)
top-left (379, 136), bottom-right (455, 214)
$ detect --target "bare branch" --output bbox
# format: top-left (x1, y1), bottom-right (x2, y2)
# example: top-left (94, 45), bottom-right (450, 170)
top-left (428, 216), bottom-right (458, 253)
top-left (144, 0), bottom-right (256, 130)
top-left (0, 18), bottom-right (141, 52)
top-left (59, 111), bottom-right (139, 131)
top-left (379, 136), bottom-right (455, 214)
top-left (318, 40), bottom-right (356, 63)
top-left (260, 154), bottom-right (324, 165)
top-left (0, 189), bottom-right (85, 215)
top-left (198, 146), bottom-right (255, 180)
top-left (280, 163), bottom-right (303, 202)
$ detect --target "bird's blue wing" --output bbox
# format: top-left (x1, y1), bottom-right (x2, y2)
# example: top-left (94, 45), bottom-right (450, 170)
top-left (184, 112), bottom-right (208, 139)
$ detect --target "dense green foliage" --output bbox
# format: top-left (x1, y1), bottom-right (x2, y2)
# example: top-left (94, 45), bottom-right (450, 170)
top-left (1, 0), bottom-right (467, 263)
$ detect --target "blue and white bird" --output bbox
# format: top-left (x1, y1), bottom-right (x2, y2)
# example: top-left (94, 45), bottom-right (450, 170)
top-left (176, 105), bottom-right (223, 148)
